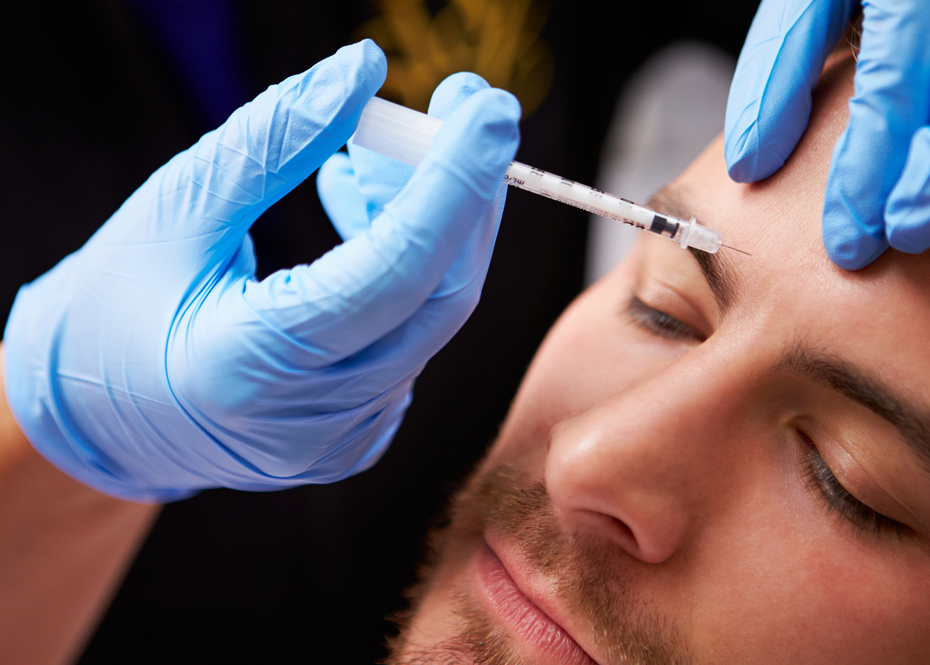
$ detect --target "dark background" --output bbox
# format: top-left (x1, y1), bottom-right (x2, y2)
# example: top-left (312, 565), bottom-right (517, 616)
top-left (1, 1), bottom-right (758, 662)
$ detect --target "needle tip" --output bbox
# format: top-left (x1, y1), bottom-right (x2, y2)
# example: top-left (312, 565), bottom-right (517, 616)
top-left (721, 244), bottom-right (752, 256)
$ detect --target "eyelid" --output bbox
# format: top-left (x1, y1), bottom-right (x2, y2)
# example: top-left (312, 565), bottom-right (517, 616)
top-left (625, 296), bottom-right (707, 344)
top-left (639, 240), bottom-right (720, 333)
top-left (796, 427), bottom-right (910, 540)
top-left (792, 402), bottom-right (930, 538)
top-left (819, 425), bottom-right (928, 535)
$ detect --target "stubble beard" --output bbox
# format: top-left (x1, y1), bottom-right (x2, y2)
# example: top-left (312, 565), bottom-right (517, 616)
top-left (382, 465), bottom-right (693, 665)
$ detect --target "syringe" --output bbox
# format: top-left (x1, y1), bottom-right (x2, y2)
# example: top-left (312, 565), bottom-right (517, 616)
top-left (350, 97), bottom-right (723, 254)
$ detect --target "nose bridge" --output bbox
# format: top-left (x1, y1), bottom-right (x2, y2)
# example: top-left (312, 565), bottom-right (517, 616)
top-left (545, 345), bottom-right (749, 564)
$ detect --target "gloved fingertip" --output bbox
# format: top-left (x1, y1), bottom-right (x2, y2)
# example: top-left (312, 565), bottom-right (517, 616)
top-left (483, 88), bottom-right (523, 134)
top-left (885, 217), bottom-right (930, 255)
top-left (473, 88), bottom-right (523, 137)
top-left (346, 140), bottom-right (417, 221)
top-left (724, 116), bottom-right (792, 184)
top-left (822, 235), bottom-right (888, 270)
top-left (322, 41), bottom-right (387, 121)
top-left (822, 209), bottom-right (889, 270)
top-left (885, 128), bottom-right (930, 254)
top-left (427, 72), bottom-right (491, 121)
top-left (316, 152), bottom-right (354, 208)
top-left (723, 106), bottom-right (760, 182)
top-left (344, 38), bottom-right (388, 84)
top-left (723, 0), bottom-right (847, 184)
top-left (726, 149), bottom-right (763, 184)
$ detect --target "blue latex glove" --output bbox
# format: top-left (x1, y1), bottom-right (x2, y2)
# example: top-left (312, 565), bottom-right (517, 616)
top-left (2, 41), bottom-right (521, 502)
top-left (724, 0), bottom-right (930, 269)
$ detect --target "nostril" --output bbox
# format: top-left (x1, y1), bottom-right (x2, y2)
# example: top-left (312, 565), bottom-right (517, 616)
top-left (611, 515), bottom-right (635, 542)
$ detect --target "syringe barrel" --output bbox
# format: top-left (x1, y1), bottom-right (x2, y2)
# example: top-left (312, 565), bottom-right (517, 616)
top-left (350, 97), bottom-right (724, 255)
top-left (350, 97), bottom-right (441, 167)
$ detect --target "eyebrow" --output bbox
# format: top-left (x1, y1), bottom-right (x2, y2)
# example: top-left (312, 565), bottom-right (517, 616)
top-left (647, 187), bottom-right (738, 314)
top-left (779, 344), bottom-right (930, 472)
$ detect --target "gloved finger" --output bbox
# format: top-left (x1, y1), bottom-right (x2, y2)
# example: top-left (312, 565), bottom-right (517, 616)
top-left (822, 0), bottom-right (930, 269)
top-left (305, 176), bottom-right (505, 402)
top-left (305, 73), bottom-right (505, 392)
top-left (257, 192), bottom-right (506, 409)
top-left (428, 72), bottom-right (493, 121)
top-left (328, 196), bottom-right (503, 391)
top-left (423, 73), bottom-right (500, 299)
top-left (241, 87), bottom-right (521, 367)
top-left (317, 153), bottom-right (370, 241)
top-left (885, 127), bottom-right (930, 254)
top-left (724, 0), bottom-right (854, 183)
top-left (101, 40), bottom-right (386, 253)
top-left (345, 72), bottom-right (497, 301)
top-left (344, 145), bottom-right (416, 222)
top-left (347, 72), bottom-right (492, 221)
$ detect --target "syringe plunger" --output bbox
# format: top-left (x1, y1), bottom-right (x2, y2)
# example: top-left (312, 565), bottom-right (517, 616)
top-left (351, 97), bottom-right (441, 168)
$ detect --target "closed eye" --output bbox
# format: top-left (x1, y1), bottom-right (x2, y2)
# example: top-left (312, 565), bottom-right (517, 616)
top-left (624, 296), bottom-right (706, 343)
top-left (798, 429), bottom-right (909, 540)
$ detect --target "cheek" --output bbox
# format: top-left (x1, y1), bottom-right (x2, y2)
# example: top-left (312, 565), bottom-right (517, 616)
top-left (689, 478), bottom-right (930, 663)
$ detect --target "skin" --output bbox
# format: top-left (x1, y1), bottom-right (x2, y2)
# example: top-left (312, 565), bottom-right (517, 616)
top-left (0, 347), bottom-right (160, 665)
top-left (386, 53), bottom-right (930, 664)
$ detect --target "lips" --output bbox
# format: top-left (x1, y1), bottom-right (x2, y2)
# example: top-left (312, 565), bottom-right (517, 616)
top-left (473, 543), bottom-right (597, 665)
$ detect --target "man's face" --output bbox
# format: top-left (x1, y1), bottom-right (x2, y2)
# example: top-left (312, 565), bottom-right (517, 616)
top-left (387, 55), bottom-right (930, 664)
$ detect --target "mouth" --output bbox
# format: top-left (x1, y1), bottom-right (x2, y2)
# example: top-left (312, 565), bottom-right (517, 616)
top-left (473, 542), bottom-right (598, 665)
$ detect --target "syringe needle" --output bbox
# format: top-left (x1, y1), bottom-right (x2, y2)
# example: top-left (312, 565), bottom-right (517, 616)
top-left (721, 244), bottom-right (752, 256)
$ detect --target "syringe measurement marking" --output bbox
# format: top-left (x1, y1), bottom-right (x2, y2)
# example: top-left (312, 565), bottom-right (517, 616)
top-left (513, 183), bottom-right (650, 231)
top-left (504, 166), bottom-right (670, 235)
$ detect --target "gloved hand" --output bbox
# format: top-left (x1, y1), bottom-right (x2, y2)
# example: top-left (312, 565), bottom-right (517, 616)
top-left (2, 40), bottom-right (521, 502)
top-left (318, 71), bottom-right (497, 296)
top-left (724, 0), bottom-right (930, 269)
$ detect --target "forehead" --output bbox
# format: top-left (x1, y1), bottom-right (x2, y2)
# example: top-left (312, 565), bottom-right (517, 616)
top-left (673, 54), bottom-right (852, 276)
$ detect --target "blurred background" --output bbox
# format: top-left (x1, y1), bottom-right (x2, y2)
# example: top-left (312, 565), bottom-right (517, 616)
top-left (1, 1), bottom-right (756, 662)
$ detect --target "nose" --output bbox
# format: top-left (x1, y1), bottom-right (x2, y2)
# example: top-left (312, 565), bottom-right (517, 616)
top-left (545, 354), bottom-right (746, 564)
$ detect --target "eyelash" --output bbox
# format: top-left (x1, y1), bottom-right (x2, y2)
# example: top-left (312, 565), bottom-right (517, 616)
top-left (625, 297), bottom-right (909, 541)
top-left (798, 430), bottom-right (907, 539)
top-left (624, 297), bottom-right (706, 343)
